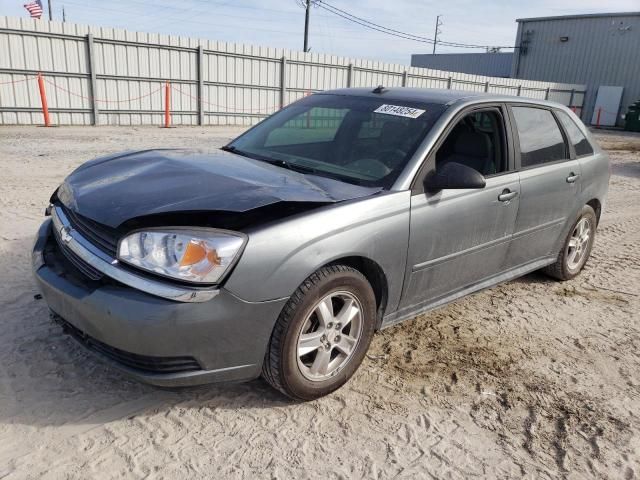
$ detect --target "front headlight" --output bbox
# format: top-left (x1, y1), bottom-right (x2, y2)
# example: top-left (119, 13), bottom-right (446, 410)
top-left (118, 228), bottom-right (246, 284)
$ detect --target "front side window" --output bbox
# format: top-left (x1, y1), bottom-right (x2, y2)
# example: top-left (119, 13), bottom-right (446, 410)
top-left (556, 110), bottom-right (594, 157)
top-left (229, 94), bottom-right (446, 188)
top-left (512, 106), bottom-right (567, 168)
top-left (435, 109), bottom-right (508, 176)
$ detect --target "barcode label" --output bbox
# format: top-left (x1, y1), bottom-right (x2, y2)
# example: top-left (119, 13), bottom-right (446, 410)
top-left (374, 104), bottom-right (426, 118)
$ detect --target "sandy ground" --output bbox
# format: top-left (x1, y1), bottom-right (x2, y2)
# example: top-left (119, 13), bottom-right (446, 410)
top-left (0, 125), bottom-right (639, 479)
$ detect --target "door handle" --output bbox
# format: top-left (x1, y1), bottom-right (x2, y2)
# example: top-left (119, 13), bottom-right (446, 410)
top-left (498, 189), bottom-right (518, 202)
top-left (566, 173), bottom-right (580, 183)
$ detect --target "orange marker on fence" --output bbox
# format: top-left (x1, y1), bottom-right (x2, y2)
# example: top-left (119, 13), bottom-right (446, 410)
top-left (37, 72), bottom-right (50, 127)
top-left (164, 81), bottom-right (171, 128)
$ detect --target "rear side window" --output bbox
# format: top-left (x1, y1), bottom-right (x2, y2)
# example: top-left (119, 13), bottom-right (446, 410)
top-left (512, 107), bottom-right (567, 168)
top-left (556, 110), bottom-right (594, 157)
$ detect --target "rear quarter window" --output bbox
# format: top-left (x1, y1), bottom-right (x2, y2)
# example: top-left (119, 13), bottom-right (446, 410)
top-left (556, 110), bottom-right (594, 157)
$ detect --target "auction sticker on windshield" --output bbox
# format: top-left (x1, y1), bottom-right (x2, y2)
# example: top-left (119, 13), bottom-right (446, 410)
top-left (374, 104), bottom-right (426, 118)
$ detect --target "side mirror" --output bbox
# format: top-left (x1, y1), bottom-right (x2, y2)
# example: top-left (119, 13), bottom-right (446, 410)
top-left (425, 162), bottom-right (486, 190)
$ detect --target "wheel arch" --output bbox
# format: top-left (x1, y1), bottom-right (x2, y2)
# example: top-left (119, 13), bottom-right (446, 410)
top-left (323, 256), bottom-right (389, 329)
top-left (586, 198), bottom-right (602, 225)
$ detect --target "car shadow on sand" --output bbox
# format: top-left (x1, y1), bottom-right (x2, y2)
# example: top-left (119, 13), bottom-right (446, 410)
top-left (611, 161), bottom-right (640, 179)
top-left (508, 270), bottom-right (556, 285)
top-left (1, 239), bottom-right (557, 428)
top-left (0, 242), bottom-right (295, 430)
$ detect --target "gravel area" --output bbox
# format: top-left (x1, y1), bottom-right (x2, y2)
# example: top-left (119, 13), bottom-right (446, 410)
top-left (0, 126), bottom-right (638, 479)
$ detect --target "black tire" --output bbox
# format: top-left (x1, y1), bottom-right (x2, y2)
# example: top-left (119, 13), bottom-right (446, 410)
top-left (262, 265), bottom-right (376, 401)
top-left (543, 205), bottom-right (597, 281)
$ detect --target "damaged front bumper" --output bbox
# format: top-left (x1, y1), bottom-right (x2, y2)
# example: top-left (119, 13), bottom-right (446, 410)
top-left (49, 205), bottom-right (217, 303)
top-left (32, 219), bottom-right (287, 387)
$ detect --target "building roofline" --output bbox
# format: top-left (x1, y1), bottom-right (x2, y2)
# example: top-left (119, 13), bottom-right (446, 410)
top-left (411, 52), bottom-right (513, 57)
top-left (516, 11), bottom-right (640, 23)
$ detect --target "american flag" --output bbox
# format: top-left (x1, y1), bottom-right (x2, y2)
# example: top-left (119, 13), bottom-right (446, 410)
top-left (24, 0), bottom-right (43, 19)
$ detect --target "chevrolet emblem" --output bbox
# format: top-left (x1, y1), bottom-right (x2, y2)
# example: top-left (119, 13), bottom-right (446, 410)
top-left (59, 226), bottom-right (73, 244)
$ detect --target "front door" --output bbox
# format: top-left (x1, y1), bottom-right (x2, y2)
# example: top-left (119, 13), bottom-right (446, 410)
top-left (399, 106), bottom-right (519, 313)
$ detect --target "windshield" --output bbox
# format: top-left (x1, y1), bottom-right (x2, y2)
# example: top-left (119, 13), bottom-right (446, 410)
top-left (227, 94), bottom-right (446, 188)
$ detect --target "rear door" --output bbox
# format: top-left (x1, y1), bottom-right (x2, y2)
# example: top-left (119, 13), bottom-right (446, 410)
top-left (505, 105), bottom-right (582, 268)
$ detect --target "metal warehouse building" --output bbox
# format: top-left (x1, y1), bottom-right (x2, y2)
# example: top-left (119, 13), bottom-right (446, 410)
top-left (512, 12), bottom-right (640, 127)
top-left (410, 52), bottom-right (514, 78)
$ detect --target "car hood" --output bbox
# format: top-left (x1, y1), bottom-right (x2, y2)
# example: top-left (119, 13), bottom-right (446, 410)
top-left (56, 148), bottom-right (381, 228)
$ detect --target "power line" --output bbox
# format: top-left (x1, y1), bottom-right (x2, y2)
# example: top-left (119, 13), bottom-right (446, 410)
top-left (316, 0), bottom-right (517, 50)
top-left (317, 3), bottom-right (434, 44)
top-left (319, 1), bottom-right (502, 48)
top-left (316, 1), bottom-right (473, 47)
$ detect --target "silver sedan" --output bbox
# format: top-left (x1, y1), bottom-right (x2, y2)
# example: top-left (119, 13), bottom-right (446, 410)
top-left (33, 87), bottom-right (609, 400)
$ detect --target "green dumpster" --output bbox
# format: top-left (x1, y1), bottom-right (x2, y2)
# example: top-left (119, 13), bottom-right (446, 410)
top-left (625, 99), bottom-right (640, 132)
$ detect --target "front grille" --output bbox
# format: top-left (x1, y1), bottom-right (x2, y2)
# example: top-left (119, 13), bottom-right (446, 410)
top-left (52, 222), bottom-right (104, 281)
top-left (61, 205), bottom-right (119, 257)
top-left (51, 312), bottom-right (202, 374)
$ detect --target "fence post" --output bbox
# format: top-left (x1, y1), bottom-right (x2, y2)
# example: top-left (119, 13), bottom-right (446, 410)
top-left (347, 63), bottom-right (353, 87)
top-left (568, 89), bottom-right (575, 109)
top-left (37, 72), bottom-right (50, 127)
top-left (86, 34), bottom-right (99, 125)
top-left (447, 76), bottom-right (452, 89)
top-left (484, 81), bottom-right (489, 92)
top-left (280, 56), bottom-right (287, 109)
top-left (596, 107), bottom-right (602, 127)
top-left (517, 85), bottom-right (522, 96)
top-left (402, 70), bottom-right (408, 87)
top-left (577, 91), bottom-right (586, 119)
top-left (164, 81), bottom-right (171, 128)
top-left (197, 45), bottom-right (204, 126)
top-left (545, 87), bottom-right (550, 100)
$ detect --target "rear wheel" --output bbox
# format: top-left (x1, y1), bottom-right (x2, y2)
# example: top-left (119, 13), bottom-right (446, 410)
top-left (543, 205), bottom-right (597, 281)
top-left (262, 265), bottom-right (376, 400)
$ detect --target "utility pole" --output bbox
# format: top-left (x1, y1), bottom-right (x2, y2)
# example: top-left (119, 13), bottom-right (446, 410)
top-left (432, 15), bottom-right (442, 54)
top-left (62, 6), bottom-right (66, 22)
top-left (303, 0), bottom-right (311, 52)
top-left (48, 0), bottom-right (52, 20)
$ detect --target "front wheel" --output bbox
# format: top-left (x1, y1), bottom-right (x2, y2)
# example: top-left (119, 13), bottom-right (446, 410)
top-left (543, 205), bottom-right (597, 281)
top-left (262, 265), bottom-right (376, 400)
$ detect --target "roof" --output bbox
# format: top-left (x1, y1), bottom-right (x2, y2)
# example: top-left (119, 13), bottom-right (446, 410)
top-left (516, 11), bottom-right (640, 23)
top-left (321, 87), bottom-right (508, 106)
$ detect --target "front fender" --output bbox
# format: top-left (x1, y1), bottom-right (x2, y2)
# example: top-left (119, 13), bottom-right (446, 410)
top-left (224, 191), bottom-right (411, 313)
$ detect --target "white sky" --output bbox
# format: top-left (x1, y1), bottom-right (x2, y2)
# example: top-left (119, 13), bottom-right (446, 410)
top-left (1, 0), bottom-right (638, 64)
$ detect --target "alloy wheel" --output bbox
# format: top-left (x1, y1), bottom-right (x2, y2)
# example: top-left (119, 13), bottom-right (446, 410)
top-left (566, 217), bottom-right (592, 270)
top-left (296, 291), bottom-right (363, 381)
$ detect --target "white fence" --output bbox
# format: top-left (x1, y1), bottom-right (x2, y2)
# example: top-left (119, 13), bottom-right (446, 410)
top-left (0, 16), bottom-right (587, 126)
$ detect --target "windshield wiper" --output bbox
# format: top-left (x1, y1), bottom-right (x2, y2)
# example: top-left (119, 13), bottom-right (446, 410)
top-left (222, 145), bottom-right (286, 166)
top-left (223, 146), bottom-right (312, 173)
top-left (222, 145), bottom-right (269, 162)
top-left (221, 145), bottom-right (247, 156)
top-left (278, 161), bottom-right (319, 175)
top-left (222, 145), bottom-right (348, 181)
